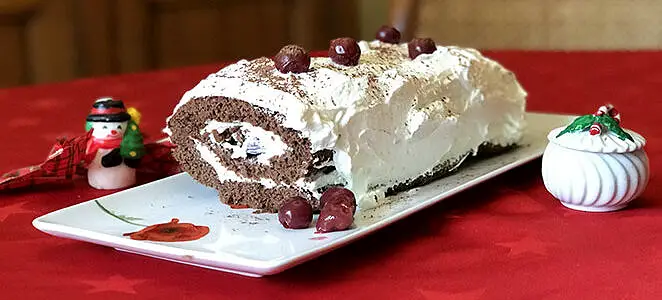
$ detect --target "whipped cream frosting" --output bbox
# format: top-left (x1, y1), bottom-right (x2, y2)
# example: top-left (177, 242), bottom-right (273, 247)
top-left (548, 127), bottom-right (646, 153)
top-left (168, 40), bottom-right (527, 209)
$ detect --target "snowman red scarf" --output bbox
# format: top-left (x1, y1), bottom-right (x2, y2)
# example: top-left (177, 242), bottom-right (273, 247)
top-left (85, 133), bottom-right (122, 163)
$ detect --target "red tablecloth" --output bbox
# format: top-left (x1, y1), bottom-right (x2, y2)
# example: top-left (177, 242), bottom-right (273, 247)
top-left (1, 51), bottom-right (660, 300)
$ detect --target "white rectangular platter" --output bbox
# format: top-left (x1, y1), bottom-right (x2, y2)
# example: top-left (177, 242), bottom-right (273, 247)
top-left (33, 112), bottom-right (573, 277)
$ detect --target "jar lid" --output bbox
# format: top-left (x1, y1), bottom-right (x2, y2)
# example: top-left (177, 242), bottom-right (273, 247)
top-left (547, 105), bottom-right (645, 153)
top-left (548, 127), bottom-right (645, 153)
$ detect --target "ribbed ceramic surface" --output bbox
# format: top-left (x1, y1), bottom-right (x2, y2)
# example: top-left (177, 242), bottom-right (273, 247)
top-left (541, 143), bottom-right (649, 212)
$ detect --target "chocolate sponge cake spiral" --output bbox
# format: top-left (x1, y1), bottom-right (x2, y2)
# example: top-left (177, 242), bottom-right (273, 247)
top-left (168, 96), bottom-right (319, 211)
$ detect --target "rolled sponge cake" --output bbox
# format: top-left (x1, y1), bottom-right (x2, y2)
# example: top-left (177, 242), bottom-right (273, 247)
top-left (166, 40), bottom-right (527, 212)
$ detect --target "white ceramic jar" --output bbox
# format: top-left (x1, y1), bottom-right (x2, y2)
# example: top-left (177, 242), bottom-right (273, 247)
top-left (541, 124), bottom-right (649, 212)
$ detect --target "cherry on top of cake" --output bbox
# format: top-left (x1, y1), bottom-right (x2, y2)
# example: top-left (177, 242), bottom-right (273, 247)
top-left (219, 29), bottom-right (442, 80)
top-left (191, 26), bottom-right (475, 111)
top-left (408, 38), bottom-right (437, 59)
top-left (328, 37), bottom-right (361, 67)
top-left (376, 25), bottom-right (402, 44)
top-left (268, 42), bottom-right (418, 77)
top-left (273, 45), bottom-right (310, 74)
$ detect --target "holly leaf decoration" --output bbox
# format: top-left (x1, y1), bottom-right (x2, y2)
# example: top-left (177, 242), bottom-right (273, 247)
top-left (556, 114), bottom-right (595, 137)
top-left (596, 114), bottom-right (634, 141)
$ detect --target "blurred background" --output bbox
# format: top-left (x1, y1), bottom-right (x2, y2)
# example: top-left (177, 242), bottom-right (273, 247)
top-left (1, 0), bottom-right (661, 88)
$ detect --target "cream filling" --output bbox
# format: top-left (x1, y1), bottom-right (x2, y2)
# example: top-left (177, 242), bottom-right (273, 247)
top-left (196, 139), bottom-right (315, 192)
top-left (170, 40), bottom-right (527, 209)
top-left (194, 139), bottom-right (278, 188)
top-left (200, 120), bottom-right (289, 165)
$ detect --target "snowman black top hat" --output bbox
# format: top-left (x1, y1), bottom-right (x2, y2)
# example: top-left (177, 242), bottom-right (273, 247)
top-left (86, 97), bottom-right (131, 122)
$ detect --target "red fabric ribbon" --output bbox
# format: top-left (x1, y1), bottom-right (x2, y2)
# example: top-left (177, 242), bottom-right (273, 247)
top-left (0, 132), bottom-right (180, 192)
top-left (0, 131), bottom-right (93, 191)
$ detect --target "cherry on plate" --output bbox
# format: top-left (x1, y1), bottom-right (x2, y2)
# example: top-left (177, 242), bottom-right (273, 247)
top-left (316, 202), bottom-right (354, 233)
top-left (278, 196), bottom-right (313, 229)
top-left (320, 187), bottom-right (356, 214)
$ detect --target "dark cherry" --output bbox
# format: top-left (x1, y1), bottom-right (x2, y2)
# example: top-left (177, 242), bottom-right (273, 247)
top-left (320, 187), bottom-right (356, 214)
top-left (328, 37), bottom-right (361, 66)
top-left (273, 45), bottom-right (310, 74)
top-left (278, 197), bottom-right (313, 229)
top-left (316, 202), bottom-right (354, 233)
top-left (375, 25), bottom-right (401, 44)
top-left (408, 38), bottom-right (437, 59)
top-left (315, 187), bottom-right (356, 233)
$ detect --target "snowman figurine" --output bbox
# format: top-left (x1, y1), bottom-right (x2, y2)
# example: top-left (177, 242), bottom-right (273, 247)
top-left (85, 97), bottom-right (145, 190)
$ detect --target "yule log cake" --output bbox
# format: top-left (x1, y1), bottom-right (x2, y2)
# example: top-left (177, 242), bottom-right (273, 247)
top-left (166, 35), bottom-right (527, 212)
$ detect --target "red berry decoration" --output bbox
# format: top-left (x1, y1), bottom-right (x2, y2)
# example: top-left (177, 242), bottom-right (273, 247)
top-left (316, 187), bottom-right (356, 233)
top-left (609, 107), bottom-right (621, 123)
top-left (375, 25), bottom-right (401, 44)
top-left (589, 122), bottom-right (602, 136)
top-left (273, 45), bottom-right (310, 74)
top-left (594, 104), bottom-right (621, 123)
top-left (329, 37), bottom-right (361, 66)
top-left (278, 196), bottom-right (313, 229)
top-left (408, 38), bottom-right (436, 59)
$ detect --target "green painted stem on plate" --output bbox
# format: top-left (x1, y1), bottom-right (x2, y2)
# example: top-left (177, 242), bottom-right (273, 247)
top-left (95, 200), bottom-right (147, 227)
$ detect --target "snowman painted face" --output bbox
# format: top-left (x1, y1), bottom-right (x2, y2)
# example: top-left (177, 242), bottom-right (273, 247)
top-left (90, 121), bottom-right (128, 140)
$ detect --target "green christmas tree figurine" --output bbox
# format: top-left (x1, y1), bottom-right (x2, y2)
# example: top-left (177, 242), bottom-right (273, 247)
top-left (120, 119), bottom-right (145, 167)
